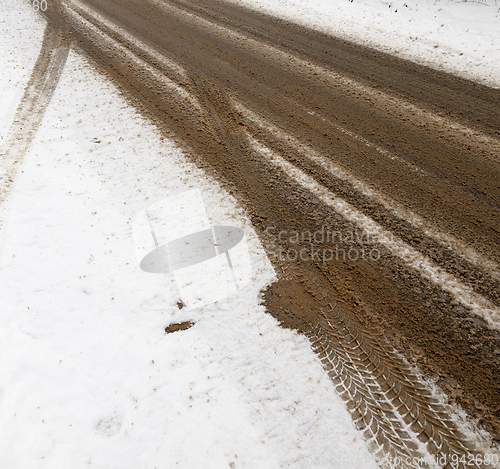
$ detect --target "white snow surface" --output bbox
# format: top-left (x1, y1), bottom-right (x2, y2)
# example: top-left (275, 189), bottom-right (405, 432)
top-left (0, 4), bottom-right (379, 469)
top-left (229, 0), bottom-right (500, 88)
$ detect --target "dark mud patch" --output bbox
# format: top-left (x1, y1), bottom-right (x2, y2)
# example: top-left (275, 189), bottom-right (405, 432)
top-left (165, 321), bottom-right (195, 334)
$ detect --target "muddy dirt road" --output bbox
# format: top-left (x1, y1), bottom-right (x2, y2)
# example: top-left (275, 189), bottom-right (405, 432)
top-left (41, 0), bottom-right (500, 464)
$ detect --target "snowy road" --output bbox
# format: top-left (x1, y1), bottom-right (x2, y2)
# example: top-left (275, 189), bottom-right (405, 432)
top-left (1, 0), bottom-right (500, 467)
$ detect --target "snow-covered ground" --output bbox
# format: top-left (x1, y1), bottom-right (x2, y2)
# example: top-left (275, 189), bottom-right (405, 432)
top-left (0, 3), bottom-right (379, 468)
top-left (230, 0), bottom-right (500, 88)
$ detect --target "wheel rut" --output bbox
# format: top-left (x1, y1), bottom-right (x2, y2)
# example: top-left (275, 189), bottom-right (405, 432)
top-left (0, 24), bottom-right (70, 231)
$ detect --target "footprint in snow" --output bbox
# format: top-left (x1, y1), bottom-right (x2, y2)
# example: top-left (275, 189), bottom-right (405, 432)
top-left (96, 414), bottom-right (122, 437)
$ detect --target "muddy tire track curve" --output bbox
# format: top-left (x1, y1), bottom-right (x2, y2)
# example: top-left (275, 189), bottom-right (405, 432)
top-left (40, 0), bottom-right (500, 464)
top-left (0, 24), bottom-right (69, 230)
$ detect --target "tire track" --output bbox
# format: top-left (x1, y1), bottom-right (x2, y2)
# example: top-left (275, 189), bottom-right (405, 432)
top-left (163, 0), bottom-right (500, 140)
top-left (310, 311), bottom-right (478, 468)
top-left (250, 137), bottom-right (500, 329)
top-left (236, 103), bottom-right (500, 303)
top-left (0, 24), bottom-right (70, 231)
top-left (267, 258), bottom-right (495, 468)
